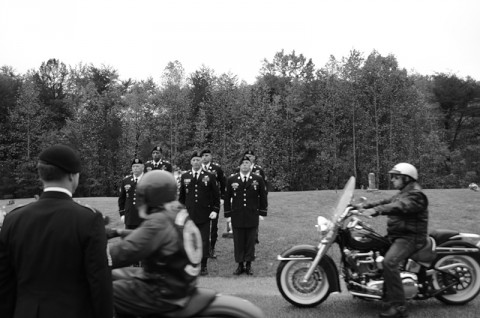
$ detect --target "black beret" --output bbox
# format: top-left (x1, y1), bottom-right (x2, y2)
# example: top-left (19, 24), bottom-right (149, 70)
top-left (244, 150), bottom-right (255, 156)
top-left (239, 155), bottom-right (252, 165)
top-left (190, 151), bottom-right (202, 160)
top-left (200, 149), bottom-right (211, 156)
top-left (38, 144), bottom-right (81, 173)
top-left (131, 158), bottom-right (143, 166)
top-left (152, 146), bottom-right (162, 153)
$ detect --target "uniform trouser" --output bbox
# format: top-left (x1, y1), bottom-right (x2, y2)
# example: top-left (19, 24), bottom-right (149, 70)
top-left (195, 221), bottom-right (211, 267)
top-left (125, 224), bottom-right (141, 267)
top-left (233, 227), bottom-right (257, 263)
top-left (383, 237), bottom-right (421, 305)
top-left (210, 217), bottom-right (219, 249)
top-left (112, 267), bottom-right (179, 318)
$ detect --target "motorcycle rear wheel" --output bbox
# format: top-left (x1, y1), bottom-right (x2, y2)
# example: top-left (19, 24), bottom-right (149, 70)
top-left (276, 258), bottom-right (330, 307)
top-left (432, 254), bottom-right (480, 305)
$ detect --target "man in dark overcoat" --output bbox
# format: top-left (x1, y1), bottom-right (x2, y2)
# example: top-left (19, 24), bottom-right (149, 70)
top-left (224, 155), bottom-right (268, 275)
top-left (118, 158), bottom-right (145, 230)
top-left (0, 144), bottom-right (112, 318)
top-left (179, 151), bottom-right (220, 275)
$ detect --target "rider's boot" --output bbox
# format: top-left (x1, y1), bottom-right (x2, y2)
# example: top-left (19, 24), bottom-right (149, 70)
top-left (379, 304), bottom-right (408, 318)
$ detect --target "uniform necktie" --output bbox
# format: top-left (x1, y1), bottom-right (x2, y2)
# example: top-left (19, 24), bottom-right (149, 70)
top-left (243, 176), bottom-right (247, 183)
top-left (134, 178), bottom-right (138, 184)
top-left (194, 172), bottom-right (198, 180)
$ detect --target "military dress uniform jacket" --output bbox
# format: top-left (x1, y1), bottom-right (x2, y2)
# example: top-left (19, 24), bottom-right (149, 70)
top-left (144, 160), bottom-right (173, 173)
top-left (203, 162), bottom-right (226, 200)
top-left (118, 175), bottom-right (143, 227)
top-left (0, 191), bottom-right (113, 318)
top-left (224, 173), bottom-right (268, 228)
top-left (178, 170), bottom-right (220, 224)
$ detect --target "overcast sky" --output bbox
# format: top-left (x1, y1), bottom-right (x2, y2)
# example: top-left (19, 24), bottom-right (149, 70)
top-left (1, 0), bottom-right (479, 84)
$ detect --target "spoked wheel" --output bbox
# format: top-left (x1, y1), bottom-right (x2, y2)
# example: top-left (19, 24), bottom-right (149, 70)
top-left (433, 254), bottom-right (480, 305)
top-left (276, 259), bottom-right (330, 307)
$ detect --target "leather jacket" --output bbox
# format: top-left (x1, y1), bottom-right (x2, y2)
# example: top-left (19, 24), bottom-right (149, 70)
top-left (364, 181), bottom-right (429, 246)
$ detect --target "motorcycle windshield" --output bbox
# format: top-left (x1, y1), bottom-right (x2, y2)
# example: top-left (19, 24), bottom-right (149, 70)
top-left (330, 176), bottom-right (356, 223)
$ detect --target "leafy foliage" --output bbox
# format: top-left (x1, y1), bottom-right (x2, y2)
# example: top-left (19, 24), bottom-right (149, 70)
top-left (1, 51), bottom-right (480, 198)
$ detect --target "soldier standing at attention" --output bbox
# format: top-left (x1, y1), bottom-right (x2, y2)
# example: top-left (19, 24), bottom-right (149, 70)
top-left (144, 146), bottom-right (173, 173)
top-left (244, 150), bottom-right (268, 245)
top-left (179, 151), bottom-right (220, 276)
top-left (118, 158), bottom-right (145, 230)
top-left (200, 148), bottom-right (226, 259)
top-left (225, 155), bottom-right (268, 276)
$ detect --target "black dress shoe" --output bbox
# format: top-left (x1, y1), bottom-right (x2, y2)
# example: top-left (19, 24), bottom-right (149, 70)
top-left (379, 305), bottom-right (408, 318)
top-left (200, 267), bottom-right (208, 276)
top-left (209, 247), bottom-right (217, 259)
top-left (245, 266), bottom-right (253, 275)
top-left (233, 265), bottom-right (245, 275)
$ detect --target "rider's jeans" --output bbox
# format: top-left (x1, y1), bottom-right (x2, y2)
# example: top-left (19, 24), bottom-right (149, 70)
top-left (382, 237), bottom-right (418, 305)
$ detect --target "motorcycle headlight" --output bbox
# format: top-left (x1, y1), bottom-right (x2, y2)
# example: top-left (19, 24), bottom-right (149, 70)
top-left (316, 216), bottom-right (332, 235)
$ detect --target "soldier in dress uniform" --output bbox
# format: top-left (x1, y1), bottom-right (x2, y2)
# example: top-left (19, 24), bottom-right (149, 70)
top-left (144, 146), bottom-right (173, 173)
top-left (179, 151), bottom-right (220, 276)
top-left (224, 155), bottom-right (268, 276)
top-left (244, 150), bottom-right (267, 185)
top-left (243, 150), bottom-right (268, 245)
top-left (118, 158), bottom-right (145, 230)
top-left (200, 148), bottom-right (226, 259)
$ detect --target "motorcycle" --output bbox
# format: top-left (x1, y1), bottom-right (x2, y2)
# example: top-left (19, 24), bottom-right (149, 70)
top-left (105, 227), bottom-right (265, 318)
top-left (276, 176), bottom-right (480, 308)
top-left (145, 287), bottom-right (265, 318)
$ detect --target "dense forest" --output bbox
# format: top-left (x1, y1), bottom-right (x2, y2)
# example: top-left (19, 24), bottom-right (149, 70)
top-left (1, 49), bottom-right (480, 198)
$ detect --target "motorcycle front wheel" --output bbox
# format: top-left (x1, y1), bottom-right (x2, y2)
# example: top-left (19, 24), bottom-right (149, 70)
top-left (432, 254), bottom-right (480, 305)
top-left (276, 258), bottom-right (330, 307)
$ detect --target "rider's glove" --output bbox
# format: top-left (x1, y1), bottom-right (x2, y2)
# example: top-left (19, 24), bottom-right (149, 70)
top-left (105, 228), bottom-right (120, 239)
top-left (209, 212), bottom-right (218, 219)
top-left (363, 208), bottom-right (380, 217)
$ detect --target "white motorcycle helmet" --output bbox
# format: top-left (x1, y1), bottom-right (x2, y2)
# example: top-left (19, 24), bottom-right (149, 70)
top-left (388, 163), bottom-right (418, 181)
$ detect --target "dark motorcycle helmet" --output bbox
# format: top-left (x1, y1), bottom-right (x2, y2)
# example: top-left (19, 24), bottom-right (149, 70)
top-left (136, 170), bottom-right (178, 210)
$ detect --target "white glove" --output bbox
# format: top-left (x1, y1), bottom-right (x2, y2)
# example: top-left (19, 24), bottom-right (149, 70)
top-left (209, 212), bottom-right (218, 219)
top-left (226, 217), bottom-right (231, 222)
top-left (121, 215), bottom-right (125, 223)
top-left (220, 199), bottom-right (224, 205)
top-left (259, 215), bottom-right (264, 221)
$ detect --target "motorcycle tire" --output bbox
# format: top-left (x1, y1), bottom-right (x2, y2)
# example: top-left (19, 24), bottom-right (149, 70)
top-left (432, 253), bottom-right (480, 305)
top-left (276, 253), bottom-right (331, 307)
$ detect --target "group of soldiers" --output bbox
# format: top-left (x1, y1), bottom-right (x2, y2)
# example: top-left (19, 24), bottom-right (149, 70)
top-left (118, 146), bottom-right (268, 275)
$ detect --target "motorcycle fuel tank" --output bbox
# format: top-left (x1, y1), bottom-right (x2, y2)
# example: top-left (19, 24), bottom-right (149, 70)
top-left (346, 227), bottom-right (390, 251)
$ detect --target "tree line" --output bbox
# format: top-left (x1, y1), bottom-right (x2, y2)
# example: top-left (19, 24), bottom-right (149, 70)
top-left (1, 49), bottom-right (480, 198)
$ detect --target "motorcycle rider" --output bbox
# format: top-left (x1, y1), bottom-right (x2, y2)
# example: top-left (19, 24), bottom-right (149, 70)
top-left (107, 170), bottom-right (203, 318)
top-left (360, 163), bottom-right (429, 318)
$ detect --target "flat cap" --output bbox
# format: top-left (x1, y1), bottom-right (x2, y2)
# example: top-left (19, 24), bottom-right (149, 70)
top-left (244, 150), bottom-right (255, 156)
top-left (152, 146), bottom-right (162, 153)
top-left (39, 144), bottom-right (81, 173)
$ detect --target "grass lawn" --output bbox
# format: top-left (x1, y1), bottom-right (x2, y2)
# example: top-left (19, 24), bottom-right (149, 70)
top-left (2, 187), bottom-right (480, 317)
